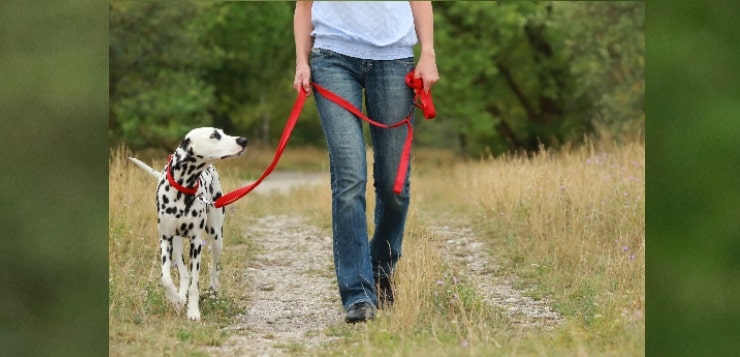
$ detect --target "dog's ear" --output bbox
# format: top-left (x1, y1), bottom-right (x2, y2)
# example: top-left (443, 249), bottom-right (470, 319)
top-left (179, 138), bottom-right (191, 150)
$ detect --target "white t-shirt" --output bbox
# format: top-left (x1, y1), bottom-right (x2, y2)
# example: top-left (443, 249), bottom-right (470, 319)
top-left (311, 1), bottom-right (418, 60)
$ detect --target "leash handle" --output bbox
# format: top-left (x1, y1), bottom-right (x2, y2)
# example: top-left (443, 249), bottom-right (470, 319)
top-left (405, 72), bottom-right (436, 119)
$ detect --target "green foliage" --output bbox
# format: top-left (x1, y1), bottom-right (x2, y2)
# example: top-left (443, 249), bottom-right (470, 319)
top-left (434, 2), bottom-right (644, 156)
top-left (109, 2), bottom-right (644, 156)
top-left (560, 2), bottom-right (645, 137)
top-left (110, 2), bottom-right (217, 150)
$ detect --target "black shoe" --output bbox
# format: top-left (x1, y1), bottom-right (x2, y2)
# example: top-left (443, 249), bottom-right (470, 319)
top-left (345, 301), bottom-right (376, 323)
top-left (377, 276), bottom-right (395, 308)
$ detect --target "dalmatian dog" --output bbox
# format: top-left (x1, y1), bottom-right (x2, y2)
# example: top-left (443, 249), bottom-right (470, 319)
top-left (129, 127), bottom-right (247, 321)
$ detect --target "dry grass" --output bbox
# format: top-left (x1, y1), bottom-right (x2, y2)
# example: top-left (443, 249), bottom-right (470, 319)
top-left (109, 138), bottom-right (644, 356)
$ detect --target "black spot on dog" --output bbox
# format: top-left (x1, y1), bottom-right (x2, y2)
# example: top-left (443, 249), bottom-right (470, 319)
top-left (210, 130), bottom-right (221, 140)
top-left (179, 138), bottom-right (191, 150)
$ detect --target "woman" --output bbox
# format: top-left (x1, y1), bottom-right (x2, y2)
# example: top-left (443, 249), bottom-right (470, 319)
top-left (293, 1), bottom-right (439, 323)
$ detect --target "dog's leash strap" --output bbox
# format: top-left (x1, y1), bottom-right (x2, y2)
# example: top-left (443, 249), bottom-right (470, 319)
top-left (311, 82), bottom-right (413, 194)
top-left (214, 89), bottom-right (308, 208)
top-left (214, 71), bottom-right (435, 207)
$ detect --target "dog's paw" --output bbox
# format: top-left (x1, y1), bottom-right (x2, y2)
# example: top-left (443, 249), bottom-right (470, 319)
top-left (166, 291), bottom-right (186, 309)
top-left (208, 285), bottom-right (220, 295)
top-left (187, 307), bottom-right (201, 321)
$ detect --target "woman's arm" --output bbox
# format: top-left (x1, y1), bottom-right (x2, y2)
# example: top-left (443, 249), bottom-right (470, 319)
top-left (409, 1), bottom-right (439, 93)
top-left (293, 1), bottom-right (314, 95)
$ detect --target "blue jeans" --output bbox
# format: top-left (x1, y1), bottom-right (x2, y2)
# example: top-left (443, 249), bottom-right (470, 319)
top-left (310, 48), bottom-right (415, 310)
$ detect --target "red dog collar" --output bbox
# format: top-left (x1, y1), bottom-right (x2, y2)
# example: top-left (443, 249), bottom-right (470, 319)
top-left (166, 155), bottom-right (200, 195)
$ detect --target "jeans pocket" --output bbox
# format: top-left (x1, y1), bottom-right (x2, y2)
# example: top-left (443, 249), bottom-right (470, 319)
top-left (310, 47), bottom-right (334, 63)
top-left (393, 57), bottom-right (415, 68)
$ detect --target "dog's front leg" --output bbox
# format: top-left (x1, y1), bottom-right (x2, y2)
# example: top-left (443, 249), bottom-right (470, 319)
top-left (172, 236), bottom-right (189, 302)
top-left (206, 208), bottom-right (225, 292)
top-left (209, 233), bottom-right (223, 293)
top-left (160, 236), bottom-right (184, 309)
top-left (186, 236), bottom-right (204, 321)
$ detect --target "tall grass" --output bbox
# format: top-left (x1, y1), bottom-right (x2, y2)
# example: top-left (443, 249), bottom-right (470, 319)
top-left (109, 138), bottom-right (644, 356)
top-left (320, 139), bottom-right (644, 356)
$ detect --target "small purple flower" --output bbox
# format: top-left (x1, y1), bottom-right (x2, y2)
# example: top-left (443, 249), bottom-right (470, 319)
top-left (622, 245), bottom-right (629, 252)
top-left (436, 280), bottom-right (444, 286)
top-left (452, 277), bottom-right (459, 284)
top-left (461, 339), bottom-right (470, 348)
top-left (629, 254), bottom-right (636, 260)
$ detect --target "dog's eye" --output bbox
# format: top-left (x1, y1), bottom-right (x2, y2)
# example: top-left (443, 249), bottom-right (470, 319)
top-left (210, 131), bottom-right (222, 140)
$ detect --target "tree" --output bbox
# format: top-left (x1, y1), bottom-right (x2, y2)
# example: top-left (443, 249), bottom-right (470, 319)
top-left (433, 1), bottom-right (644, 156)
top-left (109, 2), bottom-right (217, 150)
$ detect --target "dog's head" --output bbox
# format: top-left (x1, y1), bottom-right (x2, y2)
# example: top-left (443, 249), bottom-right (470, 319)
top-left (178, 127), bottom-right (248, 162)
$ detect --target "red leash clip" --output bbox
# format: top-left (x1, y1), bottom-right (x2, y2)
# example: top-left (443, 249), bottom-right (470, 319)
top-left (405, 71), bottom-right (436, 119)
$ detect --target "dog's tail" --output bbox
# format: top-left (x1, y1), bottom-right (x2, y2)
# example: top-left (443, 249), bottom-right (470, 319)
top-left (128, 157), bottom-right (162, 179)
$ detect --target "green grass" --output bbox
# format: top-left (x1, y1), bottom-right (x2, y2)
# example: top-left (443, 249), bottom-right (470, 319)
top-left (110, 139), bottom-right (644, 356)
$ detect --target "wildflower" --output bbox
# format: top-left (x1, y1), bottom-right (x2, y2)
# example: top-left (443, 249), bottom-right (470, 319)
top-left (461, 339), bottom-right (470, 348)
top-left (452, 277), bottom-right (459, 284)
top-left (622, 245), bottom-right (629, 252)
top-left (436, 280), bottom-right (444, 286)
top-left (630, 254), bottom-right (636, 260)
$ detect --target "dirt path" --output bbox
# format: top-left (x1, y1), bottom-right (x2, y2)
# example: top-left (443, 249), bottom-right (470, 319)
top-left (207, 173), bottom-right (562, 356)
top-left (207, 214), bottom-right (342, 356)
top-left (429, 224), bottom-right (563, 329)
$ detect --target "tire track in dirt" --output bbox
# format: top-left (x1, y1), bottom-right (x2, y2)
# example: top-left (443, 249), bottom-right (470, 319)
top-left (207, 215), bottom-right (342, 356)
top-left (430, 224), bottom-right (563, 329)
top-left (210, 215), bottom-right (563, 356)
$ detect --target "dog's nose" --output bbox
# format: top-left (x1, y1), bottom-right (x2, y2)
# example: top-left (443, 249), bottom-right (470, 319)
top-left (237, 137), bottom-right (248, 147)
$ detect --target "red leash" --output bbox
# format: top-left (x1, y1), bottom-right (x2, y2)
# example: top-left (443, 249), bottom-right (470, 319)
top-left (214, 71), bottom-right (434, 208)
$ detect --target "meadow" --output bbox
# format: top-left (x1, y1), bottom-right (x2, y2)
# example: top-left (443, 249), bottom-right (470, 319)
top-left (109, 138), bottom-right (644, 356)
